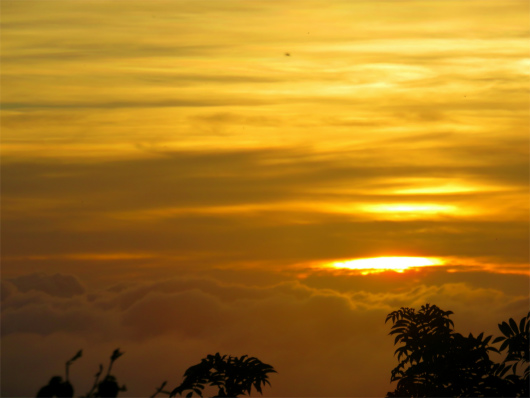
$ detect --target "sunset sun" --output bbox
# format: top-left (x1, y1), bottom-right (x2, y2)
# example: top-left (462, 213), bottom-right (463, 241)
top-left (327, 256), bottom-right (443, 275)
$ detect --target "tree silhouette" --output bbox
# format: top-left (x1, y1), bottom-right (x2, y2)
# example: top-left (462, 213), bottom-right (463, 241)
top-left (33, 307), bottom-right (528, 398)
top-left (386, 303), bottom-right (529, 397)
top-left (162, 353), bottom-right (276, 398)
top-left (37, 350), bottom-right (274, 398)
top-left (36, 349), bottom-right (126, 398)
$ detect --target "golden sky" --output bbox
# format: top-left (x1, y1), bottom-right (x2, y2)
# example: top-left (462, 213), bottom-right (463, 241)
top-left (1, 1), bottom-right (529, 397)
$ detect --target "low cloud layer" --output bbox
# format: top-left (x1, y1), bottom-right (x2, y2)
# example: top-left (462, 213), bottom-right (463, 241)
top-left (5, 273), bottom-right (85, 298)
top-left (2, 271), bottom-right (528, 397)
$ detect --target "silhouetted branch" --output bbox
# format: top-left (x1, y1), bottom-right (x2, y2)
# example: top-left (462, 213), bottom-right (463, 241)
top-left (83, 364), bottom-right (103, 398)
top-left (65, 350), bottom-right (82, 382)
top-left (151, 381), bottom-right (171, 398)
top-left (107, 348), bottom-right (124, 377)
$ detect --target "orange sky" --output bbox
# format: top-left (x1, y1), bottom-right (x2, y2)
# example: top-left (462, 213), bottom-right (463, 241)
top-left (1, 1), bottom-right (529, 397)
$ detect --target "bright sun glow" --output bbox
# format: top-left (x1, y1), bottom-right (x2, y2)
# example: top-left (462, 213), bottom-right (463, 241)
top-left (327, 256), bottom-right (443, 275)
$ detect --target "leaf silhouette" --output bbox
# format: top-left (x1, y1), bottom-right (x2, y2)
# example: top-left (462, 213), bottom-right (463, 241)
top-left (168, 354), bottom-right (275, 397)
top-left (509, 318), bottom-right (518, 334)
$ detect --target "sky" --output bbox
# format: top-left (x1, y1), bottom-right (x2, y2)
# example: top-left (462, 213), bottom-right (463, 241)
top-left (1, 1), bottom-right (529, 397)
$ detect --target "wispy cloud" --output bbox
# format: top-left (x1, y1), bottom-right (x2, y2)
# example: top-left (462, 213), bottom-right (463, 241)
top-left (2, 147), bottom-right (528, 276)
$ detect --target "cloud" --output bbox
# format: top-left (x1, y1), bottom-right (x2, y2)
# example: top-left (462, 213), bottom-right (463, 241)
top-left (3, 146), bottom-right (526, 210)
top-left (1, 97), bottom-right (272, 111)
top-left (1, 271), bottom-right (528, 397)
top-left (1, 280), bottom-right (16, 301)
top-left (2, 299), bottom-right (106, 337)
top-left (7, 273), bottom-right (85, 298)
top-left (1, 146), bottom-right (527, 279)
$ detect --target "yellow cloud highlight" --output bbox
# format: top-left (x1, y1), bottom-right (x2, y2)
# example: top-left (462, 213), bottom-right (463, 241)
top-left (393, 185), bottom-right (479, 195)
top-left (384, 177), bottom-right (511, 195)
top-left (360, 203), bottom-right (463, 219)
top-left (367, 204), bottom-right (455, 213)
top-left (326, 256), bottom-right (443, 275)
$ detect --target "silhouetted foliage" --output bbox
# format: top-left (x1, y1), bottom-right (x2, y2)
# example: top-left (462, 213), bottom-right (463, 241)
top-left (37, 350), bottom-right (81, 398)
top-left (36, 349), bottom-right (126, 398)
top-left (83, 349), bottom-right (127, 398)
top-left (159, 353), bottom-right (276, 398)
top-left (386, 304), bottom-right (529, 397)
top-left (33, 306), bottom-right (528, 398)
top-left (38, 350), bottom-right (274, 398)
top-left (37, 376), bottom-right (75, 398)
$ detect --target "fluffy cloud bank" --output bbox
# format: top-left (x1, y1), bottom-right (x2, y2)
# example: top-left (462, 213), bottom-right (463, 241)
top-left (2, 271), bottom-right (527, 397)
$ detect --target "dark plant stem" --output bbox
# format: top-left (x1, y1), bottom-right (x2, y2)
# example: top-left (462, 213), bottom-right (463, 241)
top-left (151, 381), bottom-right (170, 398)
top-left (107, 358), bottom-right (114, 377)
top-left (85, 365), bottom-right (103, 397)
